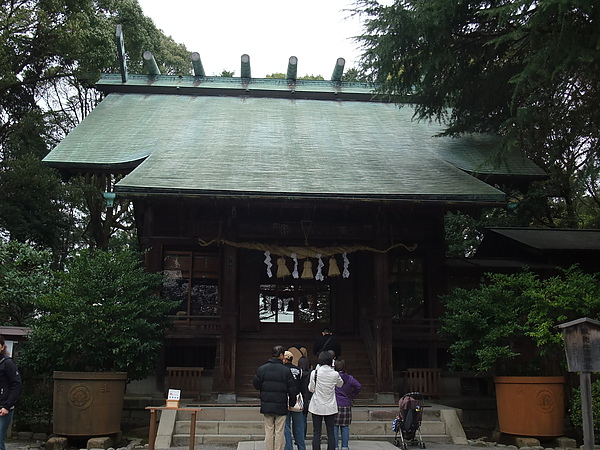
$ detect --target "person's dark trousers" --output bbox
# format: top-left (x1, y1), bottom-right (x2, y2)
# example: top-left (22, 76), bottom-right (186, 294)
top-left (311, 413), bottom-right (336, 450)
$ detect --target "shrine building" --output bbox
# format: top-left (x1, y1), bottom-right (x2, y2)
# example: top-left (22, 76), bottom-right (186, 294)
top-left (43, 27), bottom-right (546, 401)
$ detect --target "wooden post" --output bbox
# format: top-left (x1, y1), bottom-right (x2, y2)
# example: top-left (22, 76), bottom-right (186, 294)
top-left (148, 409), bottom-right (157, 450)
top-left (374, 252), bottom-right (393, 392)
top-left (189, 410), bottom-right (198, 450)
top-left (580, 372), bottom-right (594, 450)
top-left (219, 245), bottom-right (238, 393)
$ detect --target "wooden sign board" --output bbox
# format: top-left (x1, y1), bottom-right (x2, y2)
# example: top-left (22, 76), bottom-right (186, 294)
top-left (557, 318), bottom-right (600, 372)
top-left (166, 389), bottom-right (181, 408)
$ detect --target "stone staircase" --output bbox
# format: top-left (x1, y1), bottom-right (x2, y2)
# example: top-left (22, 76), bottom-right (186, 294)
top-left (163, 403), bottom-right (466, 447)
top-left (234, 336), bottom-right (376, 401)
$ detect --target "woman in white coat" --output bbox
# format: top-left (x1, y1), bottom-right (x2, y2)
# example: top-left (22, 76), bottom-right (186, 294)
top-left (308, 351), bottom-right (343, 450)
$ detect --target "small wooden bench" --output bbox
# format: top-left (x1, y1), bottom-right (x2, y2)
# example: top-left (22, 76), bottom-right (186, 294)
top-left (404, 368), bottom-right (442, 398)
top-left (166, 366), bottom-right (204, 398)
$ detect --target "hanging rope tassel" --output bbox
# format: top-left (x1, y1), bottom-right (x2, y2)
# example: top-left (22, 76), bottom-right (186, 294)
top-left (277, 257), bottom-right (291, 278)
top-left (328, 256), bottom-right (341, 277)
top-left (301, 260), bottom-right (314, 279)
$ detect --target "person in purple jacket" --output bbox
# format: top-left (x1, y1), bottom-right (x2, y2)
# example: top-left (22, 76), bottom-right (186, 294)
top-left (333, 360), bottom-right (361, 450)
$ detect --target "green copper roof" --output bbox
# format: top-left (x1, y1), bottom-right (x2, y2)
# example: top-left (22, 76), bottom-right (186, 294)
top-left (43, 92), bottom-right (544, 204)
top-left (96, 73), bottom-right (377, 99)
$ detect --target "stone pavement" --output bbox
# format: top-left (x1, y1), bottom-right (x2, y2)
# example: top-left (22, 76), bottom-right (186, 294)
top-left (132, 439), bottom-right (583, 450)
top-left (5, 436), bottom-right (588, 450)
top-left (0, 437), bottom-right (478, 450)
top-left (167, 440), bottom-right (533, 450)
top-left (237, 441), bottom-right (405, 450)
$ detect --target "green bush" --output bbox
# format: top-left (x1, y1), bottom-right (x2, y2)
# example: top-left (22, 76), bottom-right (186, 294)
top-left (20, 249), bottom-right (178, 381)
top-left (570, 378), bottom-right (600, 444)
top-left (13, 371), bottom-right (53, 433)
top-left (441, 266), bottom-right (600, 375)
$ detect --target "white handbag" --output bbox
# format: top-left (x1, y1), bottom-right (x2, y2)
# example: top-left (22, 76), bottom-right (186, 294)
top-left (289, 392), bottom-right (304, 412)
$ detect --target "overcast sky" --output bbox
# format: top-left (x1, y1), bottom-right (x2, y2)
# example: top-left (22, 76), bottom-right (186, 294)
top-left (136, 0), bottom-right (367, 78)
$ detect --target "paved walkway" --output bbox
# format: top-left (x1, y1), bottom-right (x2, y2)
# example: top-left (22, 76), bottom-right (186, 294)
top-left (7, 438), bottom-right (586, 450)
top-left (6, 434), bottom-right (582, 450)
top-left (238, 441), bottom-right (404, 450)
top-left (224, 441), bottom-right (477, 450)
top-left (5, 437), bottom-right (481, 450)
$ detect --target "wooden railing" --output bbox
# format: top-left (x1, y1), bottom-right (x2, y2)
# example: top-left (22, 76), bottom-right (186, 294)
top-left (168, 315), bottom-right (222, 336)
top-left (166, 367), bottom-right (204, 398)
top-left (403, 368), bottom-right (442, 398)
top-left (391, 318), bottom-right (441, 339)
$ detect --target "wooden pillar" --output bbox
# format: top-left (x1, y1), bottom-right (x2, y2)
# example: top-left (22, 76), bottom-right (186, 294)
top-left (374, 252), bottom-right (394, 393)
top-left (425, 211), bottom-right (446, 368)
top-left (218, 245), bottom-right (238, 394)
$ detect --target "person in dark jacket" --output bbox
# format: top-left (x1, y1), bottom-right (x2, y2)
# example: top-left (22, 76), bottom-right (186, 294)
top-left (283, 351), bottom-right (305, 450)
top-left (253, 345), bottom-right (297, 450)
top-left (0, 336), bottom-right (21, 450)
top-left (312, 327), bottom-right (342, 359)
top-left (297, 356), bottom-right (312, 438)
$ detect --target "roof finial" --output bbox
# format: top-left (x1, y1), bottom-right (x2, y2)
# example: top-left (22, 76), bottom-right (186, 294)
top-left (143, 51), bottom-right (161, 76)
top-left (331, 57), bottom-right (345, 82)
top-left (191, 52), bottom-right (205, 78)
top-left (115, 25), bottom-right (127, 83)
top-left (241, 54), bottom-right (251, 79)
top-left (287, 56), bottom-right (298, 82)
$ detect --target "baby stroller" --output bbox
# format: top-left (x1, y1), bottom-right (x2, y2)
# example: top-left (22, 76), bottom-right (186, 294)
top-left (392, 392), bottom-right (425, 449)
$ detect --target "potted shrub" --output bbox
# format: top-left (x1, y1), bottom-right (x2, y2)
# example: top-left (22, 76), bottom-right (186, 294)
top-left (20, 248), bottom-right (178, 438)
top-left (441, 266), bottom-right (600, 437)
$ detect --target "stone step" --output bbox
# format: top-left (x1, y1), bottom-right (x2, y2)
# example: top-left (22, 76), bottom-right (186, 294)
top-left (171, 405), bottom-right (451, 446)
top-left (177, 406), bottom-right (441, 422)
top-left (173, 433), bottom-right (451, 446)
top-left (234, 337), bottom-right (377, 403)
top-left (175, 419), bottom-right (447, 437)
top-left (234, 389), bottom-right (378, 401)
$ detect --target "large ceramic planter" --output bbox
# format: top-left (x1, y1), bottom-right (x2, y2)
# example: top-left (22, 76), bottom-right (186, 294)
top-left (494, 376), bottom-right (565, 437)
top-left (53, 371), bottom-right (127, 437)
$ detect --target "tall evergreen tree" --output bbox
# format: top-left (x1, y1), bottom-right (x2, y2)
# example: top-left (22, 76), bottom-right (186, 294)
top-left (0, 0), bottom-right (192, 254)
top-left (354, 0), bottom-right (600, 228)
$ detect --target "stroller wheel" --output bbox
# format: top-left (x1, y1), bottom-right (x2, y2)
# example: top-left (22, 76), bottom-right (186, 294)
top-left (403, 443), bottom-right (408, 450)
top-left (393, 440), bottom-right (400, 447)
top-left (419, 443), bottom-right (426, 449)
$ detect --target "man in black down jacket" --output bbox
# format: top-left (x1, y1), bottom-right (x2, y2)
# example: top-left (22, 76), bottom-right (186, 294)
top-left (312, 327), bottom-right (342, 359)
top-left (253, 345), bottom-right (297, 450)
top-left (0, 336), bottom-right (21, 450)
